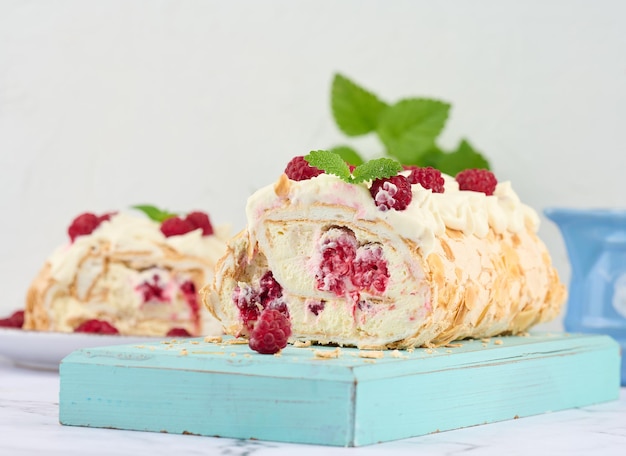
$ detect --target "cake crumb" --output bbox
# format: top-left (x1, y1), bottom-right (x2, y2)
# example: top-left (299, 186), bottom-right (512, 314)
top-left (445, 349), bottom-right (452, 354)
top-left (135, 345), bottom-right (145, 349)
top-left (407, 347), bottom-right (415, 353)
top-left (425, 349), bottom-right (433, 354)
top-left (359, 351), bottom-right (384, 359)
top-left (293, 340), bottom-right (312, 348)
top-left (391, 350), bottom-right (408, 359)
top-left (494, 339), bottom-right (503, 345)
top-left (481, 338), bottom-right (491, 343)
top-left (243, 354), bottom-right (252, 358)
top-left (226, 338), bottom-right (249, 345)
top-left (204, 335), bottom-right (223, 344)
top-left (230, 352), bottom-right (237, 357)
top-left (273, 351), bottom-right (283, 357)
top-left (363, 359), bottom-right (377, 364)
top-left (190, 340), bottom-right (200, 345)
top-left (179, 349), bottom-right (188, 356)
top-left (445, 343), bottom-right (463, 348)
top-left (313, 347), bottom-right (341, 359)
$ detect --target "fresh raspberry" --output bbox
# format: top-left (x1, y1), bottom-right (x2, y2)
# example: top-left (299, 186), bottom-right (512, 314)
top-left (316, 228), bottom-right (358, 296)
top-left (74, 319), bottom-right (119, 335)
top-left (352, 244), bottom-right (389, 294)
top-left (180, 280), bottom-right (200, 322)
top-left (258, 271), bottom-right (283, 305)
top-left (307, 301), bottom-right (325, 316)
top-left (232, 271), bottom-right (285, 333)
top-left (248, 308), bottom-right (292, 354)
top-left (406, 166), bottom-right (445, 193)
top-left (0, 310), bottom-right (24, 328)
top-left (284, 156), bottom-right (324, 181)
top-left (136, 274), bottom-right (169, 303)
top-left (233, 284), bottom-right (261, 332)
top-left (160, 216), bottom-right (196, 237)
top-left (455, 169), bottom-right (498, 196)
top-left (166, 327), bottom-right (192, 337)
top-left (369, 175), bottom-right (413, 211)
top-left (97, 212), bottom-right (116, 223)
top-left (68, 213), bottom-right (100, 242)
top-left (185, 211), bottom-right (214, 236)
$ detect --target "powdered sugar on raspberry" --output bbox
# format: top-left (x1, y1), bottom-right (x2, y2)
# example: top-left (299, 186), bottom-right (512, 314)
top-left (369, 175), bottom-right (412, 211)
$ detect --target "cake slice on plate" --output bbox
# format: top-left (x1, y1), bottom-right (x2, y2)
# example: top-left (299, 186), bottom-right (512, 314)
top-left (25, 208), bottom-right (230, 337)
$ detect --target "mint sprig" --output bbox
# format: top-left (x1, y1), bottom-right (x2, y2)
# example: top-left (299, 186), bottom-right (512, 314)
top-left (305, 150), bottom-right (351, 181)
top-left (332, 74), bottom-right (388, 136)
top-left (376, 98), bottom-right (450, 164)
top-left (329, 145), bottom-right (363, 166)
top-left (132, 205), bottom-right (178, 222)
top-left (305, 150), bottom-right (402, 184)
top-left (329, 73), bottom-right (490, 174)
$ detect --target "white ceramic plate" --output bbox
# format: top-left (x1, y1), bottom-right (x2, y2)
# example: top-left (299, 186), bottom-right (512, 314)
top-left (0, 328), bottom-right (162, 370)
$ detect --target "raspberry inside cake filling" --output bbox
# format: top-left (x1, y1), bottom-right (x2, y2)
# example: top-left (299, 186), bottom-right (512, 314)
top-left (315, 227), bottom-right (389, 298)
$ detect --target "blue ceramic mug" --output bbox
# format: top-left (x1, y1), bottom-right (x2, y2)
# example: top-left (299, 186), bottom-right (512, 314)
top-left (545, 208), bottom-right (626, 385)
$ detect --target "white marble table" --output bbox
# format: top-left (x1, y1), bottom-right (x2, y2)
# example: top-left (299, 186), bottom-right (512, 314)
top-left (1, 356), bottom-right (624, 456)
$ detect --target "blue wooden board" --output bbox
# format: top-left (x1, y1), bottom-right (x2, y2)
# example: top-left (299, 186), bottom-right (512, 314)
top-left (59, 333), bottom-right (621, 447)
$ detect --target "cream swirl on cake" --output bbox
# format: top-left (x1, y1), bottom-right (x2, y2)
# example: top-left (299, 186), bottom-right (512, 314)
top-left (25, 210), bottom-right (230, 337)
top-left (204, 156), bottom-right (565, 350)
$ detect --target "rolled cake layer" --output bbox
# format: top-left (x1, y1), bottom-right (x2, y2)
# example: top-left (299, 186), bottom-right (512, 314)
top-left (25, 212), bottom-right (230, 336)
top-left (205, 170), bottom-right (565, 349)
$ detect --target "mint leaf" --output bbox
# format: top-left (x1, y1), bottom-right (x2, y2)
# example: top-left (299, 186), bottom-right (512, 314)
top-left (132, 205), bottom-right (178, 222)
top-left (330, 145), bottom-right (364, 166)
top-left (304, 150), bottom-right (351, 181)
top-left (435, 139), bottom-right (491, 176)
top-left (351, 158), bottom-right (402, 184)
top-left (376, 98), bottom-right (450, 164)
top-left (331, 73), bottom-right (389, 136)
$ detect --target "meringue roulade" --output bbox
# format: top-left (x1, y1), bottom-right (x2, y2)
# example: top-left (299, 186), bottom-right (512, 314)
top-left (25, 210), bottom-right (230, 337)
top-left (205, 158), bottom-right (565, 349)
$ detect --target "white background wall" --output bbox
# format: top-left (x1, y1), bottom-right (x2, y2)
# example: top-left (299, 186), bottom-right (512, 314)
top-left (2, 0), bottom-right (625, 331)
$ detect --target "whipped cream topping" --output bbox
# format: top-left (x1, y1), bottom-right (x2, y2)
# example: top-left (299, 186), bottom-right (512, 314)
top-left (48, 212), bottom-right (231, 284)
top-left (246, 172), bottom-right (539, 254)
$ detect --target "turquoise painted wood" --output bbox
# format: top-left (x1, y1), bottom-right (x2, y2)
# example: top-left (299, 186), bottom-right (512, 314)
top-left (59, 333), bottom-right (621, 447)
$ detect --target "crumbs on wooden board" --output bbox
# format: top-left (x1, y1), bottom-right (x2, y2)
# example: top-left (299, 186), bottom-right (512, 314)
top-left (391, 349), bottom-right (408, 359)
top-left (313, 347), bottom-right (341, 359)
top-left (359, 350), bottom-right (384, 359)
top-left (293, 340), bottom-right (312, 348)
top-left (204, 335), bottom-right (223, 344)
top-left (225, 338), bottom-right (249, 345)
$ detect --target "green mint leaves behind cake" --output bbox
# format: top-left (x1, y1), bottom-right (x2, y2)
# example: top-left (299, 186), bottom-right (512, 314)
top-left (305, 150), bottom-right (402, 184)
top-left (132, 205), bottom-right (178, 222)
top-left (330, 73), bottom-right (490, 175)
